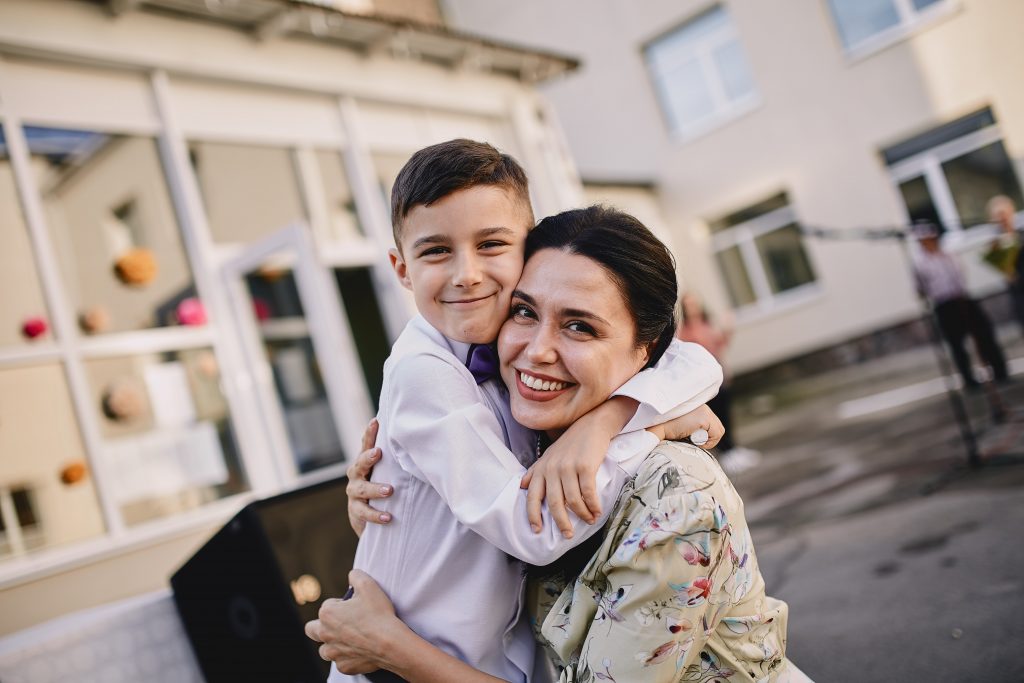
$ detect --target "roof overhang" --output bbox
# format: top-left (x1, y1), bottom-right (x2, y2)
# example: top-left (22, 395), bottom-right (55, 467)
top-left (90, 0), bottom-right (579, 83)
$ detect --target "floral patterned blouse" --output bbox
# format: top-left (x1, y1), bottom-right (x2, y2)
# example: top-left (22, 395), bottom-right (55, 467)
top-left (527, 441), bottom-right (813, 683)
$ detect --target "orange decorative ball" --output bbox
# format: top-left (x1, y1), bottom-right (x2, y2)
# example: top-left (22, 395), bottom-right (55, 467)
top-left (79, 306), bottom-right (111, 334)
top-left (101, 380), bottom-right (147, 422)
top-left (113, 248), bottom-right (158, 286)
top-left (60, 461), bottom-right (89, 485)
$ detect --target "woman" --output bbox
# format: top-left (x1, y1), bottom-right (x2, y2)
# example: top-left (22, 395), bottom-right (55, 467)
top-left (315, 207), bottom-right (811, 682)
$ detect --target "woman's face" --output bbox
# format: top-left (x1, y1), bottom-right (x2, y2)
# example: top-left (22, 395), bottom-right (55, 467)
top-left (498, 248), bottom-right (649, 437)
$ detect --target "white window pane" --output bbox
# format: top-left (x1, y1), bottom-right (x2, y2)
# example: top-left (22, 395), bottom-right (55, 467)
top-left (84, 349), bottom-right (247, 527)
top-left (0, 126), bottom-right (51, 348)
top-left (242, 264), bottom-right (346, 474)
top-left (648, 7), bottom-right (729, 72)
top-left (898, 175), bottom-right (943, 227)
top-left (829, 0), bottom-right (901, 49)
top-left (334, 267), bottom-right (390, 407)
top-left (0, 363), bottom-right (105, 561)
top-left (190, 142), bottom-right (308, 244)
top-left (942, 141), bottom-right (1024, 226)
top-left (712, 39), bottom-right (756, 102)
top-left (315, 149), bottom-right (365, 243)
top-left (715, 246), bottom-right (757, 308)
top-left (646, 6), bottom-right (757, 134)
top-left (28, 126), bottom-right (198, 336)
top-left (660, 59), bottom-right (717, 127)
top-left (754, 224), bottom-right (816, 294)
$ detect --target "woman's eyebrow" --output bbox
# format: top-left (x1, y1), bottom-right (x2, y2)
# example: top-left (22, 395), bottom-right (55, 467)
top-left (562, 307), bottom-right (610, 326)
top-left (511, 289), bottom-right (535, 304)
top-left (513, 290), bottom-right (611, 326)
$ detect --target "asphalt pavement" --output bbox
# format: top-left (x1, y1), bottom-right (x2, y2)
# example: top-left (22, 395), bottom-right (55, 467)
top-left (726, 328), bottom-right (1024, 683)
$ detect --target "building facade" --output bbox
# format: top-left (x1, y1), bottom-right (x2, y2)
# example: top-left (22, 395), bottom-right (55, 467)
top-left (0, 0), bottom-right (582, 634)
top-left (444, 0), bottom-right (1024, 373)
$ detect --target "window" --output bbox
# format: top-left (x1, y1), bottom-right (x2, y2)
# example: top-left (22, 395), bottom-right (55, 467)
top-left (83, 349), bottom-right (246, 527)
top-left (885, 108), bottom-right (1024, 234)
top-left (189, 141), bottom-right (309, 244)
top-left (828, 0), bottom-right (951, 53)
top-left (645, 6), bottom-right (758, 138)
top-left (0, 125), bottom-right (52, 348)
top-left (0, 363), bottom-right (106, 560)
top-left (27, 126), bottom-right (198, 336)
top-left (0, 486), bottom-right (43, 557)
top-left (334, 267), bottom-right (390, 406)
top-left (710, 193), bottom-right (817, 310)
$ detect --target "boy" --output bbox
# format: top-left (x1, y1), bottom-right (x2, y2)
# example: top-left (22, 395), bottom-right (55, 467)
top-left (310, 139), bottom-right (722, 682)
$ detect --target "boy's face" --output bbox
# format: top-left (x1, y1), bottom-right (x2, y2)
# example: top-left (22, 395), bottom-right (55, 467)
top-left (390, 185), bottom-right (530, 344)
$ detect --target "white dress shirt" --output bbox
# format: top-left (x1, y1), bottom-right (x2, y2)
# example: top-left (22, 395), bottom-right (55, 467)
top-left (329, 315), bottom-right (722, 683)
top-left (913, 249), bottom-right (966, 304)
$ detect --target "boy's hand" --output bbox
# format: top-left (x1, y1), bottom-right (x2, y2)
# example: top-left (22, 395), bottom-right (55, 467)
top-left (346, 419), bottom-right (393, 536)
top-left (646, 404), bottom-right (724, 448)
top-left (520, 396), bottom-right (638, 538)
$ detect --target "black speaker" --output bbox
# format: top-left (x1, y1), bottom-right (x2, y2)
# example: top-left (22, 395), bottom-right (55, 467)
top-left (171, 476), bottom-right (359, 683)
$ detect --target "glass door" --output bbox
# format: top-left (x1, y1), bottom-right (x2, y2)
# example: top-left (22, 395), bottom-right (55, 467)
top-left (222, 224), bottom-right (373, 485)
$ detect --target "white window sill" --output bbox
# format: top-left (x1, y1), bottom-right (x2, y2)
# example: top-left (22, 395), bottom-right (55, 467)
top-left (0, 492), bottom-right (253, 590)
top-left (668, 96), bottom-right (762, 146)
top-left (841, 1), bottom-right (961, 64)
top-left (733, 282), bottom-right (825, 325)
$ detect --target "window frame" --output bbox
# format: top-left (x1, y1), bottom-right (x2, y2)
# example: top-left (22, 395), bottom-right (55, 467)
top-left (643, 5), bottom-right (761, 141)
top-left (710, 199), bottom-right (822, 320)
top-left (886, 118), bottom-right (1022, 245)
top-left (827, 0), bottom-right (959, 61)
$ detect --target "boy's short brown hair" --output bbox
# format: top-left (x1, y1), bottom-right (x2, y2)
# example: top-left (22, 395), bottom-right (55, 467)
top-left (390, 138), bottom-right (533, 247)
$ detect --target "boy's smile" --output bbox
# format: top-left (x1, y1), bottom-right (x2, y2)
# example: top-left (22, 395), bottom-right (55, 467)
top-left (390, 185), bottom-right (531, 344)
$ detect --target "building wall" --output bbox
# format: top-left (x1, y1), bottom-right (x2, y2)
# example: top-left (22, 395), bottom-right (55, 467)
top-left (0, 0), bottom-right (582, 635)
top-left (443, 0), bottom-right (1024, 372)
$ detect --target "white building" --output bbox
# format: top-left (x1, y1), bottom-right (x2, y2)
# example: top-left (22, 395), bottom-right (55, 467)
top-left (444, 0), bottom-right (1024, 374)
top-left (0, 0), bottom-right (583, 640)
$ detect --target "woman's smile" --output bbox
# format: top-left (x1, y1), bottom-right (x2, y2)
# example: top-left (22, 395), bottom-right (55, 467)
top-left (513, 368), bottom-right (575, 401)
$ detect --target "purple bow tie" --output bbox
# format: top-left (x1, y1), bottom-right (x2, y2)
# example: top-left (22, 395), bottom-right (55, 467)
top-left (466, 343), bottom-right (500, 384)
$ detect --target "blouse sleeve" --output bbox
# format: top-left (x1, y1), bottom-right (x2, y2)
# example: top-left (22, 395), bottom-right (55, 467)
top-left (612, 339), bottom-right (722, 440)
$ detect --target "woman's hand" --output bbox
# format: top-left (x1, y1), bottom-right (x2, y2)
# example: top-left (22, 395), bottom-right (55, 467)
top-left (305, 570), bottom-right (404, 675)
top-left (346, 419), bottom-right (393, 537)
top-left (646, 403), bottom-right (724, 448)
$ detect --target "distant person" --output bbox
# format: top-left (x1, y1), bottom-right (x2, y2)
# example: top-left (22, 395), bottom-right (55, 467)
top-left (984, 194), bottom-right (1024, 330)
top-left (911, 221), bottom-right (1009, 389)
top-left (676, 292), bottom-right (762, 474)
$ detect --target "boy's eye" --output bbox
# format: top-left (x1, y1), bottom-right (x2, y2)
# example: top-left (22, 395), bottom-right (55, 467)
top-left (419, 246), bottom-right (449, 258)
top-left (480, 240), bottom-right (508, 250)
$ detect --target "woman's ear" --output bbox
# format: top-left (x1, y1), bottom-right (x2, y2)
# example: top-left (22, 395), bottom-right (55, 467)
top-left (638, 342), bottom-right (653, 369)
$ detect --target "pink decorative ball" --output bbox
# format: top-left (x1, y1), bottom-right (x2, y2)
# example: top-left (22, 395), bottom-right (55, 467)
top-left (176, 298), bottom-right (207, 326)
top-left (252, 298), bottom-right (272, 322)
top-left (22, 316), bottom-right (48, 340)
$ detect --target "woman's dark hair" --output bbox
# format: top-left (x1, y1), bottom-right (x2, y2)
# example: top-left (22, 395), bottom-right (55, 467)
top-left (525, 205), bottom-right (678, 369)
